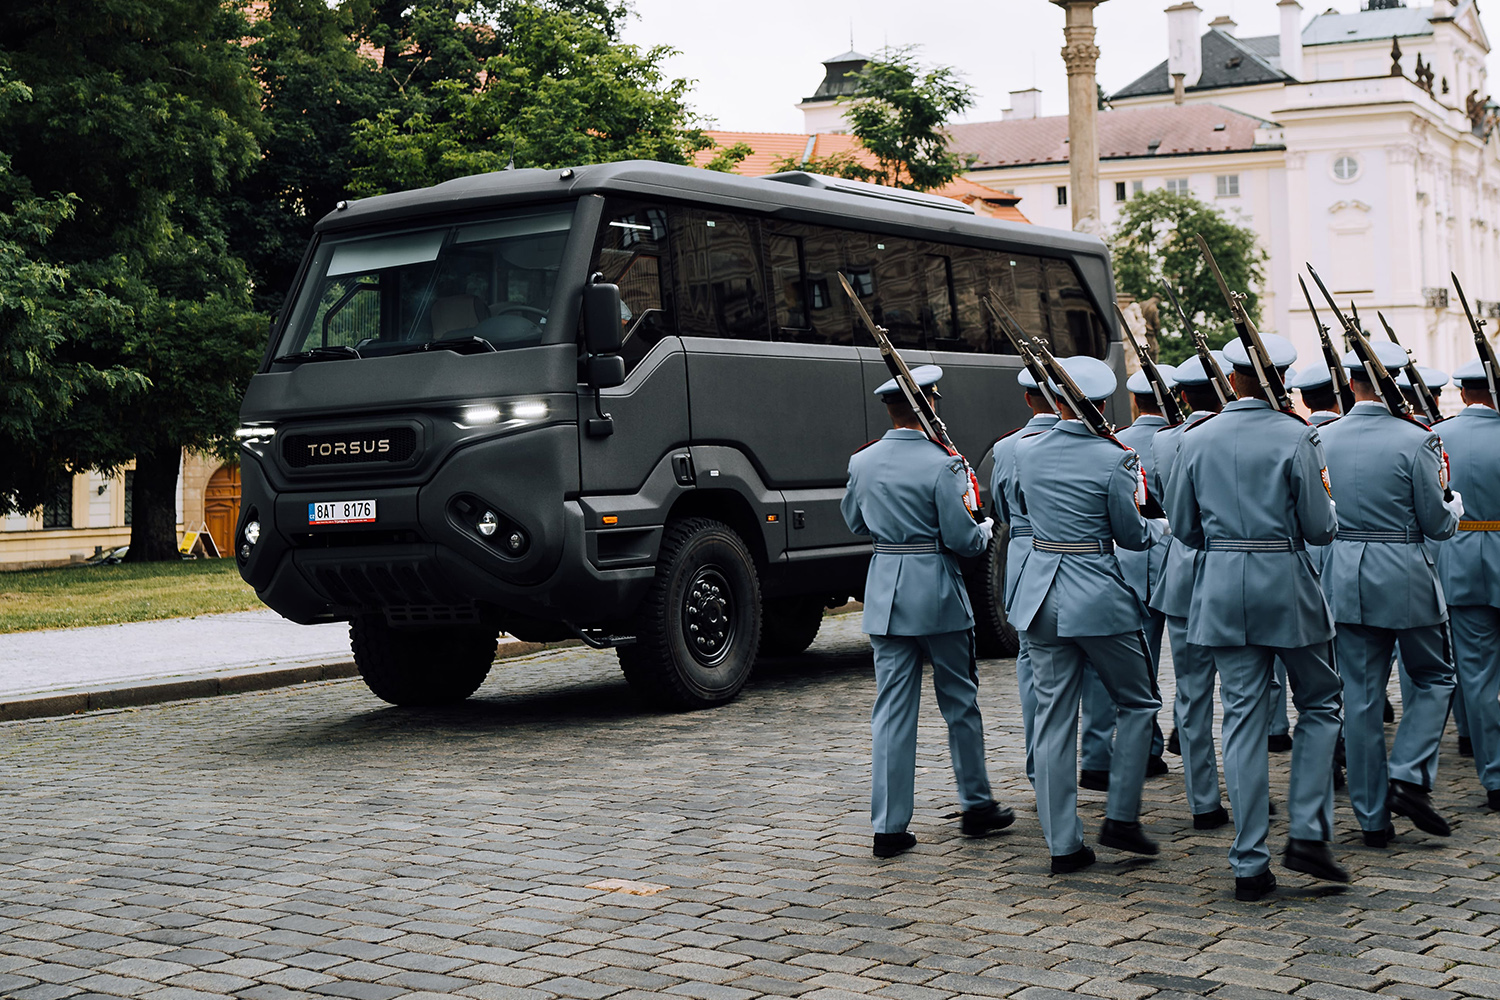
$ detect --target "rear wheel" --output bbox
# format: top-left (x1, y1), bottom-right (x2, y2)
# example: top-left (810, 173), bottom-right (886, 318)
top-left (350, 615), bottom-right (498, 706)
top-left (966, 530), bottom-right (1019, 658)
top-left (618, 517), bottom-right (761, 709)
top-left (759, 596), bottom-right (826, 657)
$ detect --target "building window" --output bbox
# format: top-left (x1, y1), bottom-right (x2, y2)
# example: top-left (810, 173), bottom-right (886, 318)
top-left (1333, 154), bottom-right (1360, 181)
top-left (1216, 174), bottom-right (1240, 197)
top-left (42, 481), bottom-right (73, 530)
top-left (1056, 186), bottom-right (1068, 207)
top-left (124, 471), bottom-right (134, 527)
top-left (1114, 181), bottom-right (1127, 202)
top-left (1131, 180), bottom-right (1144, 197)
top-left (1166, 178), bottom-right (1190, 195)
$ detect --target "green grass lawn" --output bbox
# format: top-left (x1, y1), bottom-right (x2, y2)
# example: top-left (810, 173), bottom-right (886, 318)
top-left (0, 559), bottom-right (264, 634)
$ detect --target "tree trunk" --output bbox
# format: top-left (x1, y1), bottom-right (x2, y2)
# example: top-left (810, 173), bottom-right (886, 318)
top-left (126, 446), bottom-right (183, 562)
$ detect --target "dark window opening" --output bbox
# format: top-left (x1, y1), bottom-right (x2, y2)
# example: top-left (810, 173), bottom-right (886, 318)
top-left (42, 481), bottom-right (73, 530)
top-left (124, 471), bottom-right (134, 527)
top-left (592, 200), bottom-right (672, 372)
top-left (1056, 186), bottom-right (1068, 206)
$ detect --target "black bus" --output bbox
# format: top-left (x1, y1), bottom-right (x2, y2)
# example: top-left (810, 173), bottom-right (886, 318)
top-left (234, 161), bottom-right (1128, 709)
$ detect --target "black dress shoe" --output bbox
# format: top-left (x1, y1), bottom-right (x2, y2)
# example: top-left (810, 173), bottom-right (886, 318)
top-left (1193, 805), bottom-right (1230, 830)
top-left (1283, 838), bottom-right (1350, 882)
top-left (1267, 733), bottom-right (1293, 753)
top-left (1488, 789), bottom-right (1500, 811)
top-left (873, 832), bottom-right (916, 858)
top-left (1146, 754), bottom-right (1169, 777)
top-left (1099, 818), bottom-right (1159, 855)
top-left (1460, 736), bottom-right (1475, 758)
top-left (1384, 697), bottom-right (1396, 723)
top-left (961, 800), bottom-right (1016, 837)
top-left (1362, 825), bottom-right (1396, 848)
top-left (1051, 845), bottom-right (1096, 874)
top-left (1389, 779), bottom-right (1451, 836)
top-left (1235, 869), bottom-right (1277, 901)
top-left (1079, 769), bottom-right (1110, 791)
top-left (1167, 728), bottom-right (1181, 756)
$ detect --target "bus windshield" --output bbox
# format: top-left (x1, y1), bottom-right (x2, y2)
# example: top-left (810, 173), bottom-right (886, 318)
top-left (274, 205), bottom-right (575, 362)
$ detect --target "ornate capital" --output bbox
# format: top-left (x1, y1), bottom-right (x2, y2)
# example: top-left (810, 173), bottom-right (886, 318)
top-left (1060, 41), bottom-right (1101, 75)
top-left (1386, 143), bottom-right (1419, 165)
top-left (1285, 150), bottom-right (1308, 170)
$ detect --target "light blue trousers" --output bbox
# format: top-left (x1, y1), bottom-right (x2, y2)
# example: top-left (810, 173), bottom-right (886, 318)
top-left (1268, 659), bottom-right (1291, 737)
top-left (1337, 622), bottom-right (1454, 833)
top-left (870, 630), bottom-right (993, 834)
top-left (1080, 610), bottom-right (1167, 768)
top-left (1210, 642), bottom-right (1341, 877)
top-left (1017, 634), bottom-right (1037, 786)
top-left (1451, 606), bottom-right (1500, 792)
top-left (1027, 591), bottom-right (1159, 857)
top-left (1166, 615), bottom-right (1224, 816)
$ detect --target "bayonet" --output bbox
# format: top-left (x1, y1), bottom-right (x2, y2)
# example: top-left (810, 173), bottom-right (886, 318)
top-left (1453, 272), bottom-right (1500, 411)
top-left (1298, 275), bottom-right (1356, 414)
top-left (985, 292), bottom-right (1112, 437)
top-left (1162, 281), bottom-right (1235, 405)
top-left (1306, 264), bottom-right (1419, 423)
top-left (1113, 304), bottom-right (1186, 425)
top-left (982, 294), bottom-right (1058, 415)
top-left (1194, 233), bottom-right (1295, 414)
top-left (1377, 311), bottom-right (1440, 423)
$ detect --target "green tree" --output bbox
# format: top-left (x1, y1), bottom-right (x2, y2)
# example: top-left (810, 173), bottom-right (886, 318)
top-left (702, 141), bottom-right (753, 173)
top-left (841, 47), bottom-right (975, 191)
top-left (0, 0), bottom-right (267, 559)
top-left (1109, 188), bottom-right (1268, 366)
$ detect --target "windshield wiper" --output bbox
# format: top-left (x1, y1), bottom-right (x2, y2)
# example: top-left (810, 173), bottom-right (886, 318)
top-left (271, 345), bottom-right (362, 366)
top-left (379, 336), bottom-right (497, 359)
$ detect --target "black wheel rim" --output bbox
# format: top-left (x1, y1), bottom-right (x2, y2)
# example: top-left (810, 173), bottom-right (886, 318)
top-left (682, 566), bottom-right (735, 667)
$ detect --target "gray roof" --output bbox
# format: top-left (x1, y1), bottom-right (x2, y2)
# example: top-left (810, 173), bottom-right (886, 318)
top-left (1302, 5), bottom-right (1435, 46)
top-left (1112, 29), bottom-right (1291, 100)
top-left (802, 51), bottom-right (870, 103)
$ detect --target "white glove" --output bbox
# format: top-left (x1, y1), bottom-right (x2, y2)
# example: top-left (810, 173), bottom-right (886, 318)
top-left (976, 517), bottom-right (995, 546)
top-left (1443, 490), bottom-right (1465, 521)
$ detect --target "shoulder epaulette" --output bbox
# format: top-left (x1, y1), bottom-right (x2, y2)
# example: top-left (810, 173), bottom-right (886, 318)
top-left (1183, 412), bottom-right (1220, 431)
top-left (996, 426), bottom-right (1025, 442)
top-left (852, 438), bottom-right (881, 455)
top-left (1275, 409), bottom-right (1311, 426)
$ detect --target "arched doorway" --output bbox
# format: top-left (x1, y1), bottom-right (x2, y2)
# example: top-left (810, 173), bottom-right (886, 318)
top-left (204, 464), bottom-right (241, 558)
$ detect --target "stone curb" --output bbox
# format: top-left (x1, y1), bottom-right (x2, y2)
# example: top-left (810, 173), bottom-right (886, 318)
top-left (0, 638), bottom-right (581, 723)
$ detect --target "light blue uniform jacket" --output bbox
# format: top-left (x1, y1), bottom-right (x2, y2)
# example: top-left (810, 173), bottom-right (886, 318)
top-left (842, 428), bottom-right (989, 636)
top-left (1304, 411), bottom-right (1341, 572)
top-left (1437, 405), bottom-right (1500, 608)
top-left (1114, 414), bottom-right (1172, 610)
top-left (990, 414), bottom-right (1058, 605)
top-left (1319, 401), bottom-right (1457, 628)
top-left (1010, 422), bottom-right (1152, 637)
top-left (1165, 399), bottom-right (1338, 648)
top-left (1148, 410), bottom-right (1215, 618)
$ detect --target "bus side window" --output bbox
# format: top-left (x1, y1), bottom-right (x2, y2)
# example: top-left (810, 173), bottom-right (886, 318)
top-left (594, 201), bottom-right (671, 371)
top-left (842, 233), bottom-right (923, 350)
top-left (988, 252), bottom-right (1051, 354)
top-left (766, 232), bottom-right (809, 335)
top-left (922, 253), bottom-right (972, 352)
top-left (672, 209), bottom-right (769, 340)
top-left (948, 248), bottom-right (992, 352)
top-left (1042, 257), bottom-right (1109, 359)
top-left (801, 225), bottom-right (852, 345)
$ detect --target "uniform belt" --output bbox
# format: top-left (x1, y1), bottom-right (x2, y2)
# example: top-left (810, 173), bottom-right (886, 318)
top-left (1032, 538), bottom-right (1114, 554)
top-left (1458, 521), bottom-right (1500, 531)
top-left (1204, 538), bottom-right (1306, 552)
top-left (872, 540), bottom-right (943, 554)
top-left (1009, 526), bottom-right (1033, 538)
top-left (1337, 528), bottom-right (1424, 543)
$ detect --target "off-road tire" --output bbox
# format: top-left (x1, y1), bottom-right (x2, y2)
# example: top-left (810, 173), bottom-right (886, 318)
top-left (759, 596), bottom-right (826, 657)
top-left (350, 615), bottom-right (498, 706)
top-left (966, 529), bottom-right (1020, 658)
top-left (618, 517), bottom-right (762, 709)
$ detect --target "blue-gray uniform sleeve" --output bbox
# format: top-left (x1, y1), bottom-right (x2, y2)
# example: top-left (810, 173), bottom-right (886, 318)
top-left (937, 459), bottom-right (987, 558)
top-left (1109, 450), bottom-right (1153, 551)
top-left (989, 446), bottom-right (1008, 523)
top-left (1415, 433), bottom-right (1458, 541)
top-left (1292, 428), bottom-right (1337, 546)
top-left (1164, 442), bottom-right (1205, 549)
top-left (841, 459), bottom-right (868, 536)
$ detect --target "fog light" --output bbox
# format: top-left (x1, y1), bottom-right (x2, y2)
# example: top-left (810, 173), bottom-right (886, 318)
top-left (477, 511), bottom-right (499, 537)
top-left (507, 531), bottom-right (525, 552)
top-left (244, 520), bottom-right (261, 546)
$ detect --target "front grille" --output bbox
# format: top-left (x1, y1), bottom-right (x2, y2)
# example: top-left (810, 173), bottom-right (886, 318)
top-left (282, 427), bottom-right (417, 469)
top-left (304, 555), bottom-right (466, 608)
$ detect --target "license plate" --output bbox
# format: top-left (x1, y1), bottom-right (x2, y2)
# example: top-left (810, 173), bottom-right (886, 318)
top-left (309, 499), bottom-right (377, 525)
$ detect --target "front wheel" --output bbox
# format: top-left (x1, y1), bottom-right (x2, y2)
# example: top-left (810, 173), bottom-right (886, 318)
top-left (966, 530), bottom-right (1019, 658)
top-left (350, 615), bottom-right (498, 706)
top-left (618, 517), bottom-right (762, 709)
top-left (759, 596), bottom-right (826, 657)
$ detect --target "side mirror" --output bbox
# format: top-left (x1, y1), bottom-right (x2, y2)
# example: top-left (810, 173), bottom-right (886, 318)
top-left (583, 282), bottom-right (624, 355)
top-left (587, 355), bottom-right (625, 389)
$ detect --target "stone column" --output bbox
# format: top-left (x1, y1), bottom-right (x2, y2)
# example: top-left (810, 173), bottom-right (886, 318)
top-left (1053, 0), bottom-right (1107, 234)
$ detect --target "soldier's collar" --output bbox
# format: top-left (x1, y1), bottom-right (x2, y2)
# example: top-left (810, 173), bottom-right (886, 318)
top-left (1462, 403), bottom-right (1499, 417)
top-left (1054, 420), bottom-right (1097, 437)
top-left (885, 428), bottom-right (928, 438)
top-left (1349, 400), bottom-right (1390, 415)
top-left (1223, 398), bottom-right (1273, 411)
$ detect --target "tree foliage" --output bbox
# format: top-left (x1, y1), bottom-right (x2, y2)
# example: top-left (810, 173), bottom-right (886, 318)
top-left (841, 47), bottom-right (975, 191)
top-left (1108, 189), bottom-right (1268, 366)
top-left (703, 141), bottom-right (753, 173)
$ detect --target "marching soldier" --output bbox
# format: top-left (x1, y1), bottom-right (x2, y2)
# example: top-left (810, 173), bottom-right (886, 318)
top-left (990, 369), bottom-right (1059, 785)
top-left (1010, 356), bottom-right (1161, 874)
top-left (1164, 333), bottom-right (1347, 901)
top-left (1436, 358), bottom-right (1500, 811)
top-left (1151, 354), bottom-right (1230, 829)
top-left (1288, 366), bottom-right (1344, 426)
top-left (842, 365), bottom-right (1016, 858)
top-left (1397, 366), bottom-right (1449, 424)
top-left (1079, 366), bottom-right (1176, 790)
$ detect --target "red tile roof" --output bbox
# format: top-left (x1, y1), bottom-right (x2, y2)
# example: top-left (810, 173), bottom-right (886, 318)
top-left (948, 104), bottom-right (1275, 169)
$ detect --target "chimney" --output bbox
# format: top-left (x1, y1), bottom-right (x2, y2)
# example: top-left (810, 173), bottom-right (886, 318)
top-left (1278, 0), bottom-right (1304, 80)
top-left (1003, 87), bottom-right (1042, 121)
top-left (1208, 14), bottom-right (1237, 36)
top-left (1167, 2), bottom-right (1203, 104)
top-left (1432, 0), bottom-right (1455, 17)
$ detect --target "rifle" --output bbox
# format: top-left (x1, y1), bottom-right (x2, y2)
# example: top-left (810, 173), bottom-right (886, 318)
top-left (1162, 281), bottom-right (1236, 405)
top-left (1453, 273), bottom-right (1500, 411)
top-left (1298, 274), bottom-right (1356, 413)
top-left (1376, 311), bottom-right (1441, 424)
top-left (984, 291), bottom-right (1113, 437)
top-left (1194, 233), bottom-right (1296, 414)
top-left (1305, 265), bottom-right (1420, 424)
top-left (981, 294), bottom-right (1059, 416)
top-left (1113, 303), bottom-right (1186, 425)
top-left (838, 271), bottom-right (982, 520)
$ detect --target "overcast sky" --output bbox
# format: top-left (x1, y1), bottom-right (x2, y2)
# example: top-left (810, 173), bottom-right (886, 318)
top-left (619, 0), bottom-right (1499, 133)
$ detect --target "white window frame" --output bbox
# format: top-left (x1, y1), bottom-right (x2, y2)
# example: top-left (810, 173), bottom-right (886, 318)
top-left (1165, 178), bottom-right (1190, 195)
top-left (1332, 154), bottom-right (1361, 183)
top-left (1216, 174), bottom-right (1240, 197)
top-left (1056, 185), bottom-right (1068, 207)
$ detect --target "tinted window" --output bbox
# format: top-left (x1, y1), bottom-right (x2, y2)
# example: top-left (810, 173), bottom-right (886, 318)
top-left (593, 200), bottom-right (672, 371)
top-left (767, 232), bottom-right (808, 332)
top-left (672, 208), bottom-right (768, 340)
top-left (949, 247), bottom-right (994, 353)
top-left (990, 253), bottom-right (1050, 355)
top-left (842, 233), bottom-right (924, 350)
top-left (1042, 257), bottom-right (1109, 359)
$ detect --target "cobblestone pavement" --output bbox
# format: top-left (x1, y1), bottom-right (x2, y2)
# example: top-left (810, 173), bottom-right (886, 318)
top-left (3, 614), bottom-right (1500, 1000)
